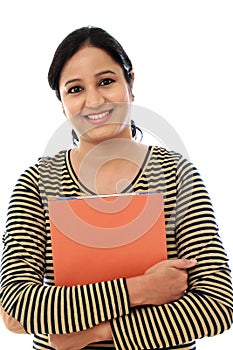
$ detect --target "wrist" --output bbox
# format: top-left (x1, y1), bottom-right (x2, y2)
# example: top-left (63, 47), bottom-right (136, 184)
top-left (92, 322), bottom-right (112, 342)
top-left (89, 326), bottom-right (102, 343)
top-left (126, 274), bottom-right (147, 307)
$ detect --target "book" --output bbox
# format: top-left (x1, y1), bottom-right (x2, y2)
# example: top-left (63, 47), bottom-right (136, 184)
top-left (48, 191), bottom-right (167, 286)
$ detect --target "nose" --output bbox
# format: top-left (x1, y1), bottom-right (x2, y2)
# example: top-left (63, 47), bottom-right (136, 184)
top-left (85, 87), bottom-right (105, 109)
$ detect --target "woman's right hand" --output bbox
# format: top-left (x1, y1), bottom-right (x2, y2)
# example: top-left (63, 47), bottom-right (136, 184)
top-left (126, 259), bottom-right (197, 307)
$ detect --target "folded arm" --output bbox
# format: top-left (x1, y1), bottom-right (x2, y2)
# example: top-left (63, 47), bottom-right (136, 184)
top-left (109, 157), bottom-right (233, 349)
top-left (0, 166), bottom-right (130, 335)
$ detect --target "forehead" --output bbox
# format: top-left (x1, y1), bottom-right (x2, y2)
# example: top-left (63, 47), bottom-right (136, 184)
top-left (60, 46), bottom-right (122, 80)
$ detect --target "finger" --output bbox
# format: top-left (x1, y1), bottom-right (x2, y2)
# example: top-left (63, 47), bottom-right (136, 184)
top-left (168, 258), bottom-right (197, 269)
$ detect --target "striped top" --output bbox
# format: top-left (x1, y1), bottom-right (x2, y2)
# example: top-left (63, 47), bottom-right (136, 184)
top-left (1, 145), bottom-right (233, 350)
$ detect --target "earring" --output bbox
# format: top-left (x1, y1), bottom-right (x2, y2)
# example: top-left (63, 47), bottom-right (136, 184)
top-left (131, 90), bottom-right (135, 100)
top-left (72, 129), bottom-right (79, 146)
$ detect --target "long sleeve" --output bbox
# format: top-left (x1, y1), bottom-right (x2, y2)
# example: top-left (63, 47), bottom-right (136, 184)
top-left (0, 165), bottom-right (130, 335)
top-left (110, 156), bottom-right (233, 349)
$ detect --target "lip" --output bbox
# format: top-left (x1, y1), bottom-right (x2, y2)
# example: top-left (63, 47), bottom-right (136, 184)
top-left (84, 109), bottom-right (113, 125)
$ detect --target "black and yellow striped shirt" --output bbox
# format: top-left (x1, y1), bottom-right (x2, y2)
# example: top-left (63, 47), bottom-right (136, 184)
top-left (1, 146), bottom-right (233, 349)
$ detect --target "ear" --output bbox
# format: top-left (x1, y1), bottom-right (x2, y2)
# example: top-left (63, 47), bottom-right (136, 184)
top-left (129, 70), bottom-right (135, 101)
top-left (129, 70), bottom-right (135, 89)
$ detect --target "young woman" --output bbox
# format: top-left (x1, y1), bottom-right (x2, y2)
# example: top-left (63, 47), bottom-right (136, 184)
top-left (0, 26), bottom-right (232, 350)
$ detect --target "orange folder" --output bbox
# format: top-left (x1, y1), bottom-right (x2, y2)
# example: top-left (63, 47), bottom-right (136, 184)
top-left (48, 191), bottom-right (167, 286)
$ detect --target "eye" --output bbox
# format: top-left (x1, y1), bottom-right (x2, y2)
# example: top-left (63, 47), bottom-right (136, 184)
top-left (99, 78), bottom-right (115, 86)
top-left (68, 86), bottom-right (83, 94)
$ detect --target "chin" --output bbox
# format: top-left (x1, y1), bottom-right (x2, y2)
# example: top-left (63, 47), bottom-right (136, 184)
top-left (85, 124), bottom-right (127, 143)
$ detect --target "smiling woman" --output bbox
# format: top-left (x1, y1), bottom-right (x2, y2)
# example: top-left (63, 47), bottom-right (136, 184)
top-left (48, 26), bottom-right (137, 153)
top-left (0, 25), bottom-right (233, 350)
top-left (59, 46), bottom-right (133, 144)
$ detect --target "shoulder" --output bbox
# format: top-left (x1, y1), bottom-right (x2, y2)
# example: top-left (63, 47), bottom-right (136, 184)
top-left (15, 150), bottom-right (68, 189)
top-left (150, 145), bottom-right (183, 165)
top-left (38, 150), bottom-right (67, 169)
top-left (150, 145), bottom-right (200, 177)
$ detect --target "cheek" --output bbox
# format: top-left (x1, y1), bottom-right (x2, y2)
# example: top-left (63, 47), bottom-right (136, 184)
top-left (63, 105), bottom-right (73, 119)
top-left (109, 86), bottom-right (131, 103)
top-left (62, 99), bottom-right (80, 119)
top-left (123, 85), bottom-right (132, 102)
top-left (122, 91), bottom-right (131, 102)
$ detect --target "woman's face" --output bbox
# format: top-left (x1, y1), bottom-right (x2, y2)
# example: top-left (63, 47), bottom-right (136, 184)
top-left (59, 46), bottom-right (134, 144)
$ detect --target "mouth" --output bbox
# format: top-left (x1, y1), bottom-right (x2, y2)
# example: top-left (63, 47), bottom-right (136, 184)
top-left (85, 109), bottom-right (113, 124)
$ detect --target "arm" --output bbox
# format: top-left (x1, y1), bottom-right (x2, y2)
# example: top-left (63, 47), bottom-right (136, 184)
top-left (0, 301), bottom-right (26, 334)
top-left (0, 166), bottom-right (130, 335)
top-left (49, 258), bottom-right (196, 349)
top-left (109, 157), bottom-right (233, 349)
top-left (126, 258), bottom-right (197, 307)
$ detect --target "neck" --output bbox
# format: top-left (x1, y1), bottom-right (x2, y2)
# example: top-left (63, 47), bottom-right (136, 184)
top-left (72, 136), bottom-right (147, 179)
top-left (75, 136), bottom-right (135, 169)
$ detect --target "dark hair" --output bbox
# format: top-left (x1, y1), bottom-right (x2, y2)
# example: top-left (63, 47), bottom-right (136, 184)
top-left (48, 26), bottom-right (142, 141)
top-left (48, 26), bottom-right (133, 100)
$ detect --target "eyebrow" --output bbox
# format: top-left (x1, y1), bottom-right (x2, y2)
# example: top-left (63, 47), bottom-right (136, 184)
top-left (64, 70), bottom-right (117, 87)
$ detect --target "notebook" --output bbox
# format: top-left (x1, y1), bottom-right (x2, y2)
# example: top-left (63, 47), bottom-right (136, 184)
top-left (48, 191), bottom-right (167, 286)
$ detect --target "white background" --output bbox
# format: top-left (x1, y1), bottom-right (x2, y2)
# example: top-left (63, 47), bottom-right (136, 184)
top-left (0, 0), bottom-right (232, 348)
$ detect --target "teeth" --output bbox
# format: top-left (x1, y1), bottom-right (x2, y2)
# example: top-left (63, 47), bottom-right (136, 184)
top-left (87, 111), bottom-right (110, 120)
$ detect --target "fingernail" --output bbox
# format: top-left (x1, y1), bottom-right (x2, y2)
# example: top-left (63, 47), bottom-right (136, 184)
top-left (189, 259), bottom-right (197, 263)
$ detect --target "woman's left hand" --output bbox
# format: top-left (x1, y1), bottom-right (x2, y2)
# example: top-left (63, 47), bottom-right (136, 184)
top-left (49, 321), bottom-right (112, 350)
